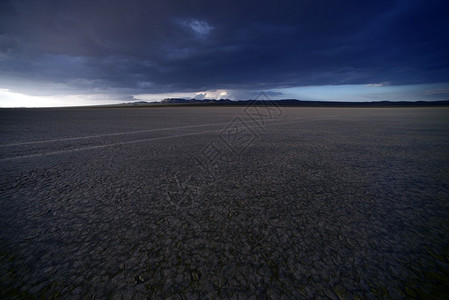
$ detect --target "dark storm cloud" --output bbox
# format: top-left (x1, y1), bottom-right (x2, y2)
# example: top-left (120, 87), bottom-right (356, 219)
top-left (0, 0), bottom-right (448, 96)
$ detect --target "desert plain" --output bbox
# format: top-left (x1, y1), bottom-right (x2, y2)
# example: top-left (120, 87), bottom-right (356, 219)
top-left (1, 106), bottom-right (448, 298)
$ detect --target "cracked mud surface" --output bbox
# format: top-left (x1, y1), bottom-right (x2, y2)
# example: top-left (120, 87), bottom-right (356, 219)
top-left (1, 107), bottom-right (449, 298)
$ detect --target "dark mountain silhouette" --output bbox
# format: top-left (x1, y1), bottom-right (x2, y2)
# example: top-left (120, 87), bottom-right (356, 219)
top-left (160, 98), bottom-right (232, 104)
top-left (149, 98), bottom-right (449, 107)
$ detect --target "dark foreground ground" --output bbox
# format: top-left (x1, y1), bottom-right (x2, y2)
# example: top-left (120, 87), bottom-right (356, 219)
top-left (1, 106), bottom-right (448, 299)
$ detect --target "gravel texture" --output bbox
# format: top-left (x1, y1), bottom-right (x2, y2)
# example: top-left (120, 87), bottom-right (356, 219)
top-left (1, 106), bottom-right (449, 299)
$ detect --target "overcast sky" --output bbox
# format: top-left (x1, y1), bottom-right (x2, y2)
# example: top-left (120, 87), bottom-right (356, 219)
top-left (1, 0), bottom-right (449, 106)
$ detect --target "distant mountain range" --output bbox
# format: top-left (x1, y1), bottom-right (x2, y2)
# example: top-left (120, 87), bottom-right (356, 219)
top-left (125, 98), bottom-right (449, 107)
top-left (160, 98), bottom-right (233, 104)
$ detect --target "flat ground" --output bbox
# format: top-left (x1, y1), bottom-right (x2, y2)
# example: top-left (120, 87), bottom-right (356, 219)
top-left (1, 106), bottom-right (448, 298)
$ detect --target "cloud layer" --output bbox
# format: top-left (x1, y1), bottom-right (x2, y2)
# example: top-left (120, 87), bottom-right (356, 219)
top-left (0, 0), bottom-right (448, 101)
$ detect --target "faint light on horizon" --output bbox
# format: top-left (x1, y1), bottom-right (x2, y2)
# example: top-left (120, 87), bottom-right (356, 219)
top-left (272, 83), bottom-right (449, 102)
top-left (3, 83), bottom-right (449, 108)
top-left (0, 89), bottom-right (123, 108)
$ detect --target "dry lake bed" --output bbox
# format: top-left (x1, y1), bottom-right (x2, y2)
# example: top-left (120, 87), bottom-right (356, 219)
top-left (1, 106), bottom-right (448, 298)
